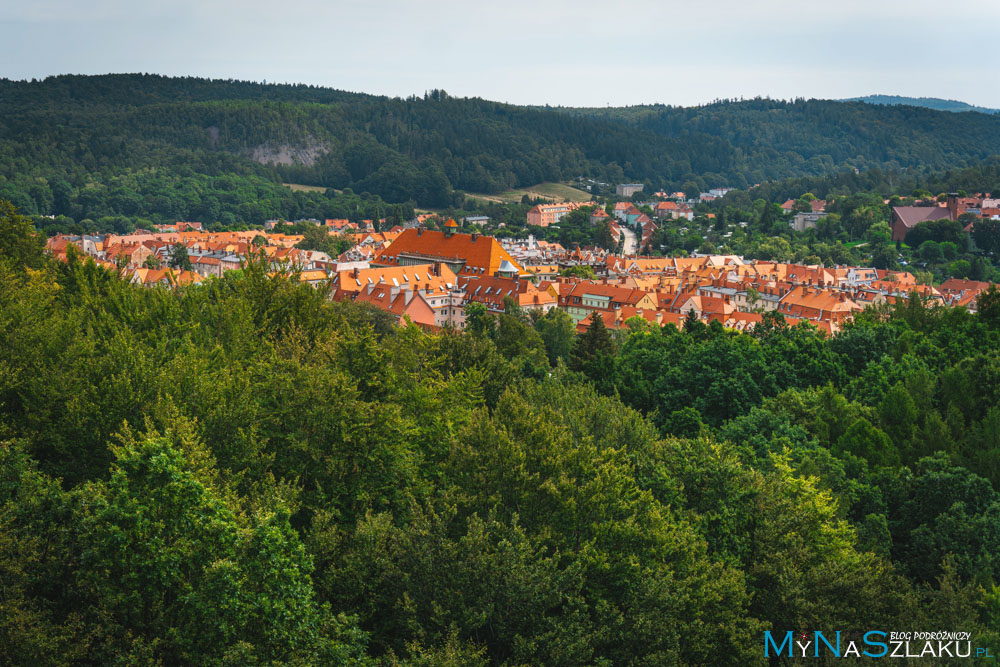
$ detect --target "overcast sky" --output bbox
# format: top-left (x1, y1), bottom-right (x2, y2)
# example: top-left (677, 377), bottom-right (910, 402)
top-left (4, 0), bottom-right (1000, 108)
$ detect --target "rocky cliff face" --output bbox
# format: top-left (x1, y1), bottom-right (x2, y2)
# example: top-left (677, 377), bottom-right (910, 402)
top-left (250, 138), bottom-right (329, 166)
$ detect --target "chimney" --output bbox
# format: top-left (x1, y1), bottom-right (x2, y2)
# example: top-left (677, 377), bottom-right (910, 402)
top-left (352, 267), bottom-right (360, 279)
top-left (417, 225), bottom-right (425, 236)
top-left (471, 232), bottom-right (479, 242)
top-left (946, 193), bottom-right (959, 221)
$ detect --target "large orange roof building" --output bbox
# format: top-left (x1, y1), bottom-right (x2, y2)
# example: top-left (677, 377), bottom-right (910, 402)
top-left (372, 226), bottom-right (526, 278)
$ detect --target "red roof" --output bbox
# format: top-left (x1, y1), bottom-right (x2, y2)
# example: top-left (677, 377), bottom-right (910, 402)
top-left (373, 229), bottom-right (524, 277)
top-left (459, 275), bottom-right (557, 311)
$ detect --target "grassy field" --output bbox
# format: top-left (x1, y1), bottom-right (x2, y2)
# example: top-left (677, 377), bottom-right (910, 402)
top-left (283, 181), bottom-right (591, 208)
top-left (466, 182), bottom-right (594, 205)
top-left (282, 183), bottom-right (328, 193)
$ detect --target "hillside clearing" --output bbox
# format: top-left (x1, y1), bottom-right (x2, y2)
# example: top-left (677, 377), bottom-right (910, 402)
top-left (282, 183), bottom-right (328, 193)
top-left (466, 182), bottom-right (594, 204)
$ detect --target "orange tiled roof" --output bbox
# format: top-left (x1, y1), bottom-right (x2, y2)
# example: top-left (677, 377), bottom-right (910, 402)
top-left (373, 229), bottom-right (524, 277)
top-left (459, 275), bottom-right (557, 311)
top-left (331, 263), bottom-right (458, 298)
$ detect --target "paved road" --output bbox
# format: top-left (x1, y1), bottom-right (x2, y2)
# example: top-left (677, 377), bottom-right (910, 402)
top-left (621, 225), bottom-right (638, 255)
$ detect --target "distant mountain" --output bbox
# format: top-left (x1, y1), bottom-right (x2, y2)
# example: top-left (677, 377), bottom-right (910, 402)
top-left (843, 95), bottom-right (999, 115)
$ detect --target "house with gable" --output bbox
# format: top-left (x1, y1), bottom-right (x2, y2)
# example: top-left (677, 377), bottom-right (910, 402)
top-left (372, 222), bottom-right (526, 279)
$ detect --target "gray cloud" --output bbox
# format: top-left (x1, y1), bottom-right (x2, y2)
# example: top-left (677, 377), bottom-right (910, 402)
top-left (3, 0), bottom-right (999, 107)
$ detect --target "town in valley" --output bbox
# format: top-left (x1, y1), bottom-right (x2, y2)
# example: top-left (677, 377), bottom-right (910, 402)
top-left (45, 186), bottom-right (1000, 335)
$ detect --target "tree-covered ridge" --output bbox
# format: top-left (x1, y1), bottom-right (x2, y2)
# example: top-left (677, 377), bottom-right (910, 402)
top-left (3, 74), bottom-right (1000, 216)
top-left (844, 95), bottom-right (1000, 115)
top-left (563, 97), bottom-right (1000, 187)
top-left (2, 203), bottom-right (1000, 663)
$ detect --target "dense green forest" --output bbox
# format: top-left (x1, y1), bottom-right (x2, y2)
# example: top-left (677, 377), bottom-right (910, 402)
top-left (716, 157), bottom-right (1000, 207)
top-left (558, 97), bottom-right (1000, 189)
top-left (3, 74), bottom-right (1000, 219)
top-left (2, 201), bottom-right (1000, 663)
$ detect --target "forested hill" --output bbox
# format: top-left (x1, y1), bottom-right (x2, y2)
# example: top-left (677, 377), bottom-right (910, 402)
top-left (843, 94), bottom-right (1000, 115)
top-left (3, 74), bottom-right (1000, 216)
top-left (556, 98), bottom-right (1000, 189)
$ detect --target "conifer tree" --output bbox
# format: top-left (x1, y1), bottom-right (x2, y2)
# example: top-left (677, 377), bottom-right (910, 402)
top-left (570, 312), bottom-right (613, 373)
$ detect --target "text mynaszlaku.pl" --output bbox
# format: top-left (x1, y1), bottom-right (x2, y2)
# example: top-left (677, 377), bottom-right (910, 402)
top-left (765, 630), bottom-right (993, 659)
